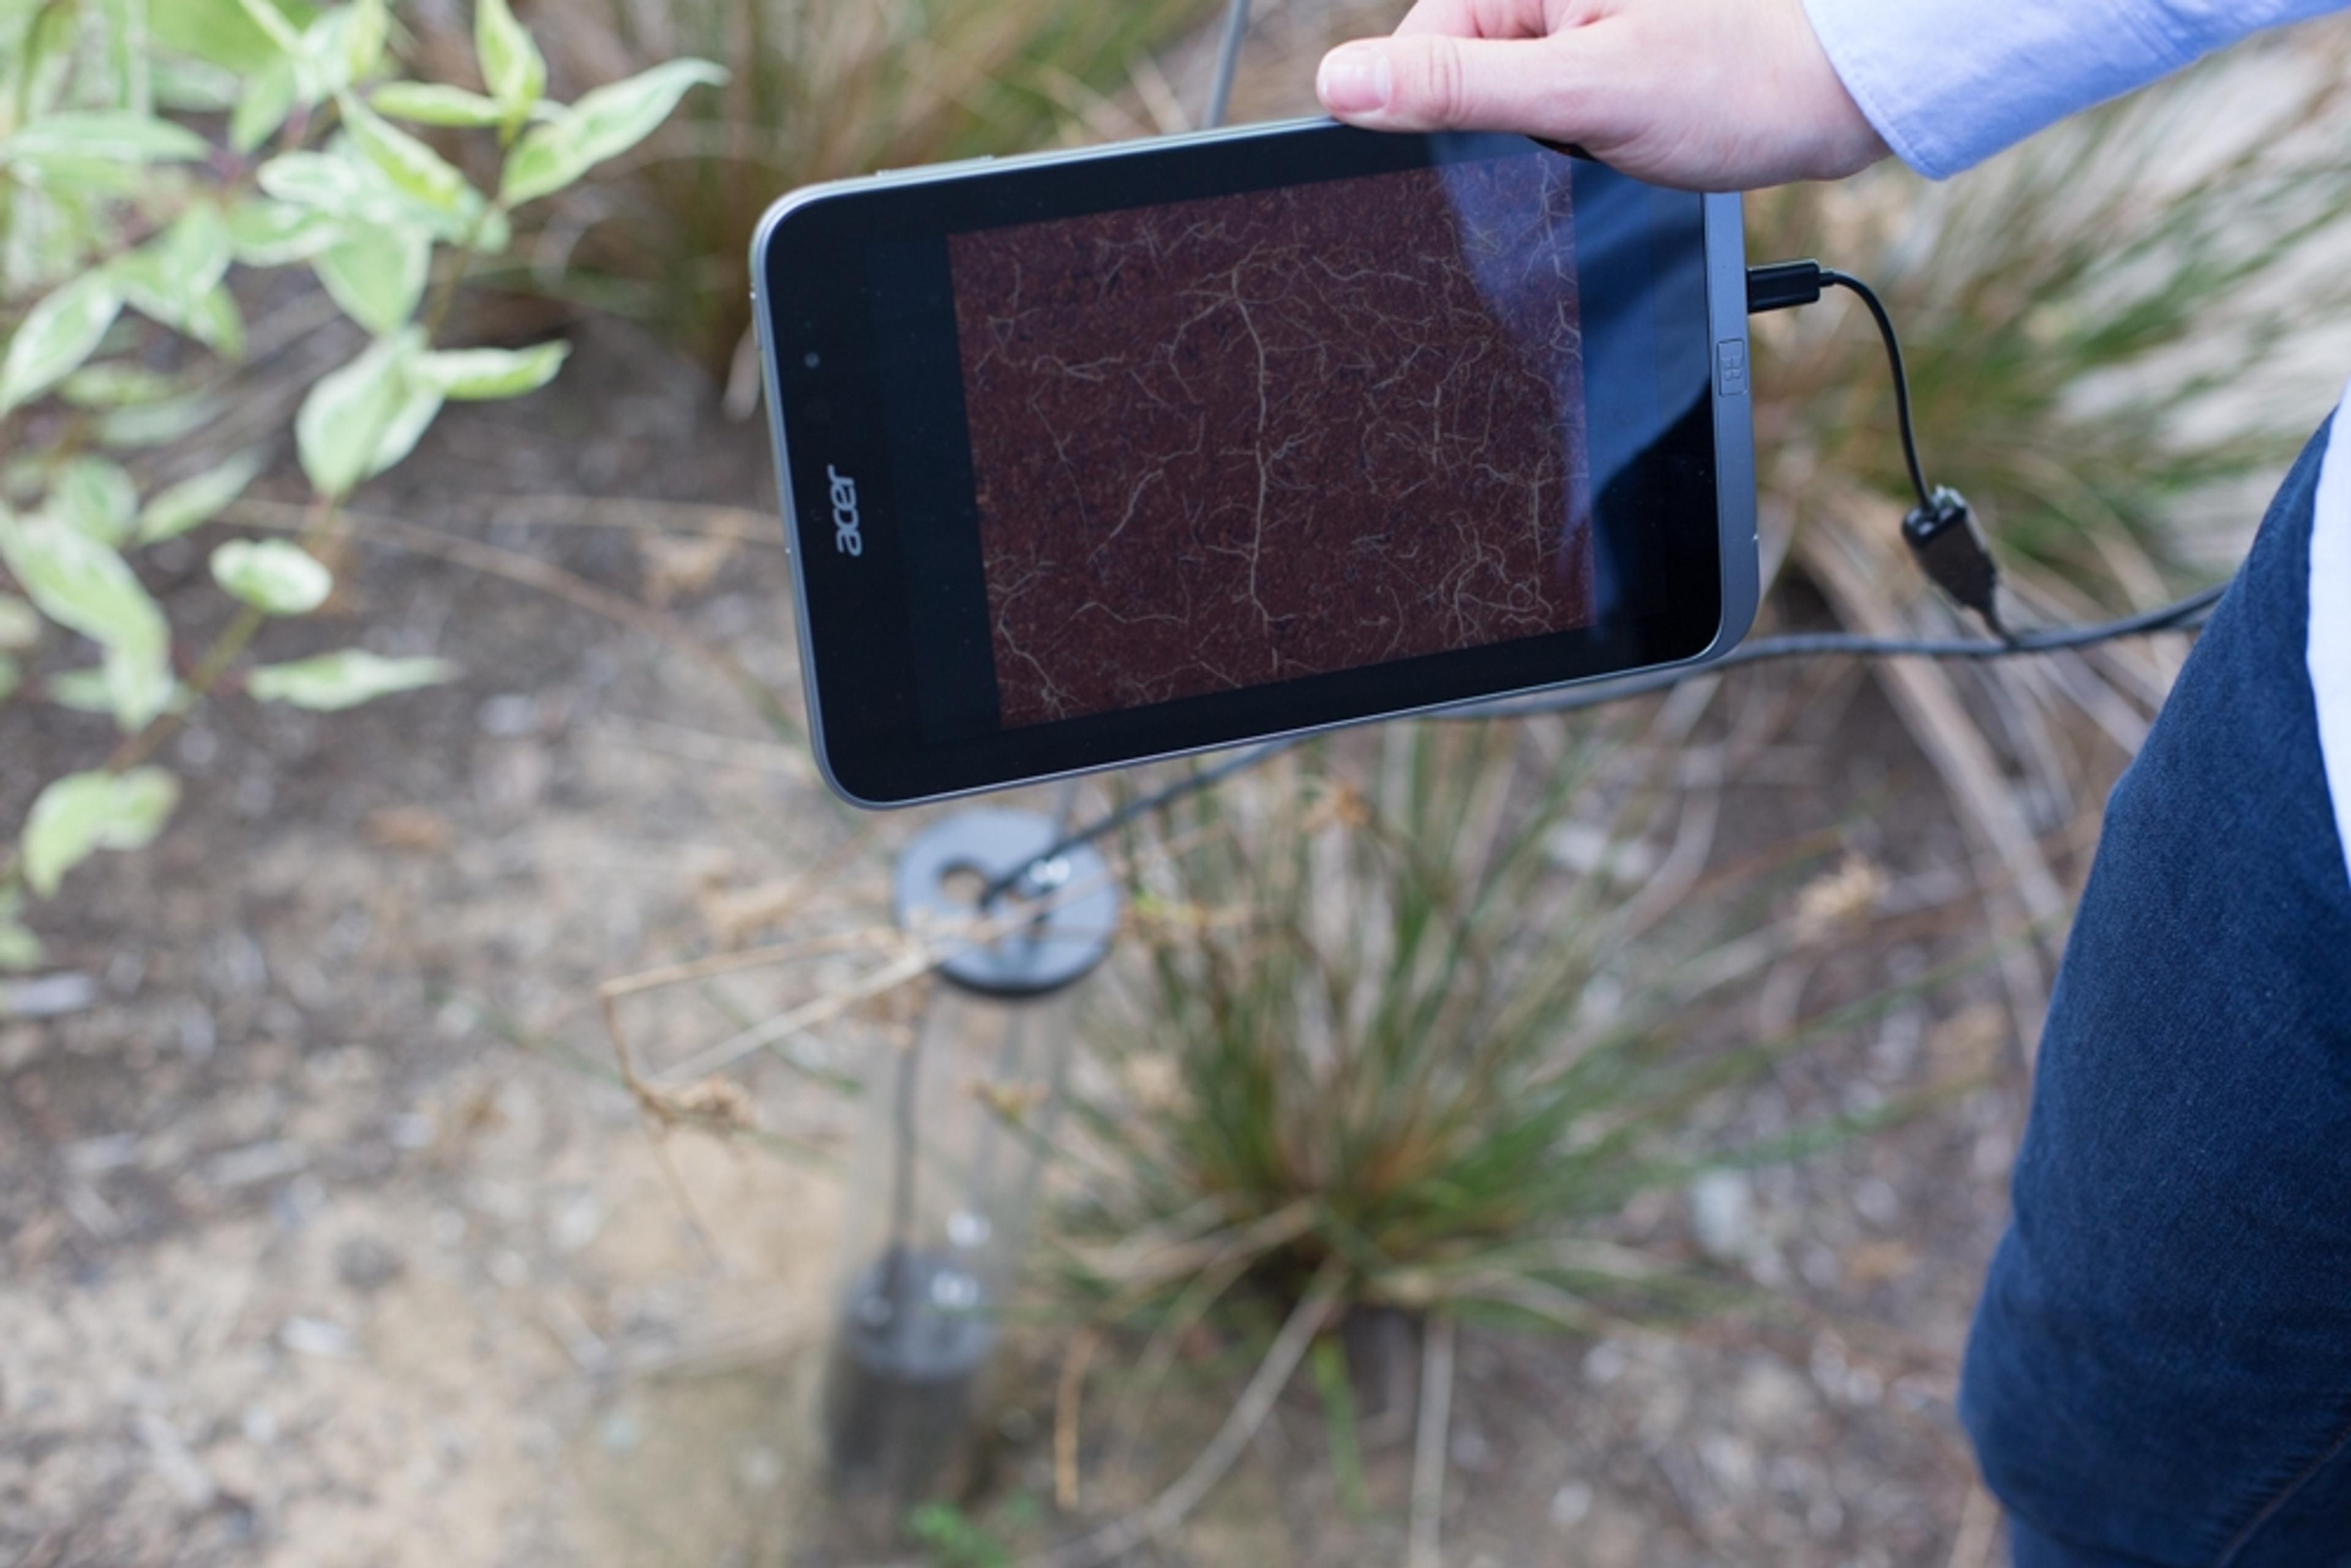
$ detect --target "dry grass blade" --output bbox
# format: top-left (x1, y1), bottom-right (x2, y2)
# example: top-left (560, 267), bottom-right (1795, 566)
top-left (1097, 1198), bottom-right (1320, 1487)
top-left (1796, 511), bottom-right (2058, 1057)
top-left (1406, 1313), bottom-right (1457, 1568)
top-left (1030, 1259), bottom-right (1346, 1568)
top-left (1751, 26), bottom-right (2351, 935)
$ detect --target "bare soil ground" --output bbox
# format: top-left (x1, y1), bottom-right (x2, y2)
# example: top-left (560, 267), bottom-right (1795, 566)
top-left (0, 312), bottom-right (2040, 1568)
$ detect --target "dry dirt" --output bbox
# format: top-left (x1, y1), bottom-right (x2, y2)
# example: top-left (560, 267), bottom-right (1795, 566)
top-left (0, 313), bottom-right (2042, 1568)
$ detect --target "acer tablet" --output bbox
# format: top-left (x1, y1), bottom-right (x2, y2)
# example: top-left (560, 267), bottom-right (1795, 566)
top-left (752, 119), bottom-right (1757, 807)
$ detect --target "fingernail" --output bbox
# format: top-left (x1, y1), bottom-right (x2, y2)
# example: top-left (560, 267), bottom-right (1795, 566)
top-left (1318, 45), bottom-right (1393, 116)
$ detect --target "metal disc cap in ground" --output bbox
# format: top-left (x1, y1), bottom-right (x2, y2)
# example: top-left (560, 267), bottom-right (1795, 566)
top-left (891, 809), bottom-right (1119, 997)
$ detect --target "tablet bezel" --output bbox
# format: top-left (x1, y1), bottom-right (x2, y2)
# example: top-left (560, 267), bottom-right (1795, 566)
top-left (753, 119), bottom-right (1757, 807)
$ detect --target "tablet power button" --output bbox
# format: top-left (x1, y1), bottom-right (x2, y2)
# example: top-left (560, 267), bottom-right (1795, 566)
top-left (1715, 339), bottom-right (1749, 399)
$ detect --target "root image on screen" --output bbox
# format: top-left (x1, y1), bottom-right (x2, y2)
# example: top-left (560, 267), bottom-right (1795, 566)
top-left (948, 155), bottom-right (1596, 729)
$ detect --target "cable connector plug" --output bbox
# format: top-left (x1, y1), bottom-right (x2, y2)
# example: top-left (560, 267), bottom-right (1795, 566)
top-left (1746, 260), bottom-right (1824, 315)
top-left (1902, 487), bottom-right (2008, 640)
top-left (1749, 260), bottom-right (2014, 639)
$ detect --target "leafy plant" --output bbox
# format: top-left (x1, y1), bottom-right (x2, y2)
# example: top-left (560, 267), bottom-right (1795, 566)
top-left (0, 0), bottom-right (724, 964)
top-left (424, 0), bottom-right (1218, 366)
top-left (907, 1498), bottom-right (1038, 1568)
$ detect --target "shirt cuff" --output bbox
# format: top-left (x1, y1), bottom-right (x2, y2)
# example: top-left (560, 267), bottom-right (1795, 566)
top-left (1798, 0), bottom-right (2214, 180)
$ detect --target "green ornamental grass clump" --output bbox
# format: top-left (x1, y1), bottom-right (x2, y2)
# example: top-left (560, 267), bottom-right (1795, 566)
top-left (1063, 718), bottom-right (1954, 1346)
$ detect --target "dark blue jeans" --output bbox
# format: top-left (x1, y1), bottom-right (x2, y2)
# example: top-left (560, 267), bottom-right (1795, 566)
top-left (1960, 418), bottom-right (2351, 1566)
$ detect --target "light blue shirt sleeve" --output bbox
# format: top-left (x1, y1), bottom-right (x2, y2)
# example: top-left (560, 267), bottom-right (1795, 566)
top-left (1799, 0), bottom-right (2351, 179)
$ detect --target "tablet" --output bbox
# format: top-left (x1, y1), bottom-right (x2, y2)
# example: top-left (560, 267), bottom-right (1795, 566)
top-left (752, 119), bottom-right (1756, 806)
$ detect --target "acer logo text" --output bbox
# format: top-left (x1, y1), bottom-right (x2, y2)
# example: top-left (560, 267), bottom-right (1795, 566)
top-left (827, 465), bottom-right (863, 557)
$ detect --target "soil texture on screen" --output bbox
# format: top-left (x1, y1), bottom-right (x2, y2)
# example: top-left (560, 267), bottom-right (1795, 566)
top-left (950, 156), bottom-right (1595, 728)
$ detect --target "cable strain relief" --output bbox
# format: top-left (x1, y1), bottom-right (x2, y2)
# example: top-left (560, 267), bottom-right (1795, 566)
top-left (1902, 487), bottom-right (2008, 637)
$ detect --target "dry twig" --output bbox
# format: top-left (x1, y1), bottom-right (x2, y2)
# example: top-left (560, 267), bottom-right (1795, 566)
top-left (1030, 1259), bottom-right (1346, 1568)
top-left (1055, 1327), bottom-right (1103, 1512)
top-left (222, 497), bottom-right (803, 738)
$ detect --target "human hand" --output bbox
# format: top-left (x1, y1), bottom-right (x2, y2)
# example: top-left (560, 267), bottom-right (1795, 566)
top-left (1314, 0), bottom-right (1888, 190)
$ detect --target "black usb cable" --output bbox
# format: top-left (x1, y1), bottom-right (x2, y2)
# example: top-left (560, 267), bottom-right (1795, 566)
top-left (1748, 260), bottom-right (2011, 641)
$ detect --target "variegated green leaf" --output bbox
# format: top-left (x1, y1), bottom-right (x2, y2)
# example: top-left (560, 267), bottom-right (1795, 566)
top-left (0, 509), bottom-right (167, 670)
top-left (313, 224), bottom-right (429, 334)
top-left (370, 82), bottom-right (504, 127)
top-left (21, 768), bottom-right (181, 897)
top-left (0, 509), bottom-right (173, 729)
top-left (500, 60), bottom-right (726, 206)
top-left (111, 205), bottom-right (233, 333)
top-left (294, 329), bottom-right (418, 497)
top-left (110, 640), bottom-right (179, 732)
top-left (475, 0), bottom-right (546, 118)
top-left (137, 451), bottom-right (264, 543)
top-left (154, 56), bottom-right (241, 113)
top-left (61, 362), bottom-right (179, 408)
top-left (210, 538), bottom-right (331, 614)
top-left (258, 147), bottom-right (394, 223)
top-left (328, 0), bottom-right (388, 86)
top-left (97, 388), bottom-right (224, 449)
top-left (296, 329), bottom-right (430, 496)
top-left (42, 663), bottom-right (179, 726)
top-left (0, 887), bottom-right (40, 969)
top-left (0, 275), bottom-right (124, 414)
top-left (230, 54), bottom-right (299, 152)
top-left (226, 197), bottom-right (344, 266)
top-left (412, 340), bottom-right (569, 400)
top-left (261, 140), bottom-right (476, 242)
top-left (248, 648), bottom-right (456, 710)
top-left (53, 457), bottom-right (138, 544)
top-left (0, 920), bottom-right (42, 971)
top-left (0, 112), bottom-right (207, 167)
top-left (0, 594), bottom-right (40, 650)
top-left (181, 284), bottom-right (246, 359)
top-left (338, 91), bottom-right (470, 213)
top-left (232, 0), bottom-right (304, 57)
top-left (43, 667), bottom-right (114, 712)
top-left (152, 0), bottom-right (287, 73)
top-left (368, 379), bottom-right (443, 478)
top-left (104, 0), bottom-right (156, 114)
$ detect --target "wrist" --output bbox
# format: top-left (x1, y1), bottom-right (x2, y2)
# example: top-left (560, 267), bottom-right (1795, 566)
top-left (1785, 0), bottom-right (1892, 179)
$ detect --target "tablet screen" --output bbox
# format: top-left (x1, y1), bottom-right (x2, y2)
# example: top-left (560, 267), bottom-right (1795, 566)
top-left (947, 156), bottom-right (1595, 728)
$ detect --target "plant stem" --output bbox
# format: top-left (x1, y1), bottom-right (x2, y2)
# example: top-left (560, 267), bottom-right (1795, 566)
top-left (1309, 1337), bottom-right (1369, 1518)
top-left (422, 206), bottom-right (498, 343)
top-left (105, 493), bottom-right (340, 775)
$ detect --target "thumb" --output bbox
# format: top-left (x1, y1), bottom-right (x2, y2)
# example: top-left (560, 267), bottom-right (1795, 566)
top-left (1316, 32), bottom-right (1591, 136)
